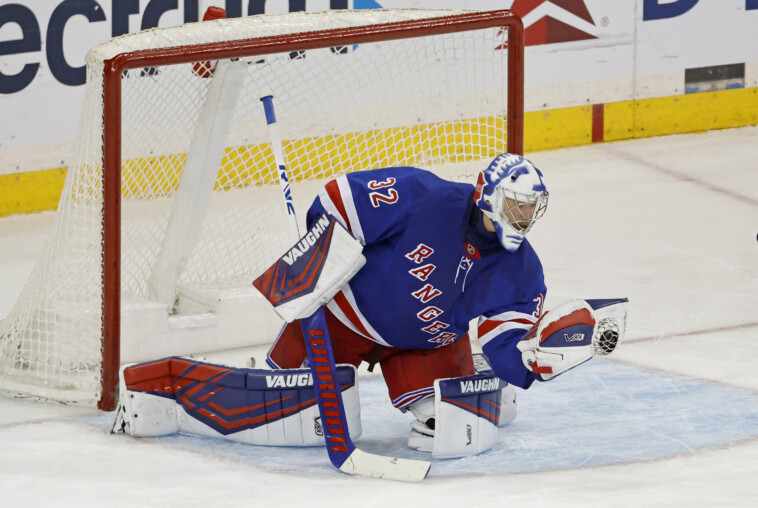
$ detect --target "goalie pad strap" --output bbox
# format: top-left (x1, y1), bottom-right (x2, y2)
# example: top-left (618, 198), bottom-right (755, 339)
top-left (113, 357), bottom-right (361, 447)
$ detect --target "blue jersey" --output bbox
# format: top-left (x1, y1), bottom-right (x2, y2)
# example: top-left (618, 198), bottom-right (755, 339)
top-left (306, 167), bottom-right (546, 389)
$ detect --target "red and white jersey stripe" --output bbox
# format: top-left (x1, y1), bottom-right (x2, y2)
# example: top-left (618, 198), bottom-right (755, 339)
top-left (477, 310), bottom-right (538, 347)
top-left (317, 176), bottom-right (366, 244)
top-left (326, 285), bottom-right (390, 347)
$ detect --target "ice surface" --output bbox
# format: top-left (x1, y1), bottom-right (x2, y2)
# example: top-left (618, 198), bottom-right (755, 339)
top-left (1, 127), bottom-right (757, 507)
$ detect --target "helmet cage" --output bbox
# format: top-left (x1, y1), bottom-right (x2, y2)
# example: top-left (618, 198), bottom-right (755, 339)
top-left (493, 186), bottom-right (549, 236)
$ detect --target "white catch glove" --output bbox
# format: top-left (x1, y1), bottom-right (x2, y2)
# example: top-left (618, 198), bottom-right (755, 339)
top-left (517, 299), bottom-right (620, 381)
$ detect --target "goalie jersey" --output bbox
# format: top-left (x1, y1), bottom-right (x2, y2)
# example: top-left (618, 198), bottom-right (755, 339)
top-left (306, 167), bottom-right (546, 389)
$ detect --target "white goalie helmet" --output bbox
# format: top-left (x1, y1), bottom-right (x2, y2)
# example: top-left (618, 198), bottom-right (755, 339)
top-left (474, 153), bottom-right (549, 252)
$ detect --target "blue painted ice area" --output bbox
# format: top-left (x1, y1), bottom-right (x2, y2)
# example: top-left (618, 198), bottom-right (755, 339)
top-left (82, 359), bottom-right (758, 478)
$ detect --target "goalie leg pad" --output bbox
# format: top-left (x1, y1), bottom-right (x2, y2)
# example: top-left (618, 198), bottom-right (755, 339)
top-left (111, 365), bottom-right (178, 437)
top-left (471, 353), bottom-right (516, 428)
top-left (406, 373), bottom-right (506, 458)
top-left (433, 373), bottom-right (505, 458)
top-left (112, 357), bottom-right (361, 447)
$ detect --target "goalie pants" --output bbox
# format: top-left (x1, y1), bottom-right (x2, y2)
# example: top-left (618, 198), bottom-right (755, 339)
top-left (267, 307), bottom-right (475, 410)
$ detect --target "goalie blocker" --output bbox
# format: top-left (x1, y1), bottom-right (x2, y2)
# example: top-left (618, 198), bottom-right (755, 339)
top-left (253, 213), bottom-right (365, 323)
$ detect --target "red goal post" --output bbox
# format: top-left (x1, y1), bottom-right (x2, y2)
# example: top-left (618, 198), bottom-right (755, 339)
top-left (0, 9), bottom-right (524, 411)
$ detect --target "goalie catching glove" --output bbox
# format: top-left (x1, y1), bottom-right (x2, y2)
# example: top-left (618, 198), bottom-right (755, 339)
top-left (517, 298), bottom-right (627, 381)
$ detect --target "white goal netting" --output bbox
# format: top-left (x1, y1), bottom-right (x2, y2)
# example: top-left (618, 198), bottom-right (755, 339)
top-left (0, 9), bottom-right (518, 407)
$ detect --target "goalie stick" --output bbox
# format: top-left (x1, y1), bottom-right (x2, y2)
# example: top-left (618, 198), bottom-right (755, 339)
top-left (259, 93), bottom-right (431, 481)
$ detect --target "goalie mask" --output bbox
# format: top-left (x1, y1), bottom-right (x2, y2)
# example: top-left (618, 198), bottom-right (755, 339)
top-left (474, 153), bottom-right (548, 252)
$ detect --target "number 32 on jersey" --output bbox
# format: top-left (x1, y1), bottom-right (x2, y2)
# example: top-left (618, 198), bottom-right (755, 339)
top-left (368, 178), bottom-right (398, 207)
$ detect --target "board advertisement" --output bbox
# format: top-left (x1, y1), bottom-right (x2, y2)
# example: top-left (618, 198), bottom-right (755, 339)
top-left (1, 0), bottom-right (756, 175)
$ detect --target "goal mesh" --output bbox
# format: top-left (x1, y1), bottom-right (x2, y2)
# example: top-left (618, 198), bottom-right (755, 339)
top-left (0, 9), bottom-right (523, 408)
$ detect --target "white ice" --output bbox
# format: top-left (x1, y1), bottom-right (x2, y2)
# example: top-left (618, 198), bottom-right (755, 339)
top-left (1, 127), bottom-right (757, 507)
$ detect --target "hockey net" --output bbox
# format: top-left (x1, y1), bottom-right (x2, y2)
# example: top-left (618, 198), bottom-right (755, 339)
top-left (0, 9), bottom-right (524, 409)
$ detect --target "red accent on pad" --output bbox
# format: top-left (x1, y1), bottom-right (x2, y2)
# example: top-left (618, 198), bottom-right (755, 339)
top-left (531, 362), bottom-right (553, 375)
top-left (253, 262), bottom-right (275, 299)
top-left (131, 357), bottom-right (227, 381)
top-left (271, 261), bottom-right (283, 302)
top-left (324, 180), bottom-right (352, 234)
top-left (194, 398), bottom-right (314, 431)
top-left (277, 264), bottom-right (287, 296)
top-left (198, 386), bottom-right (223, 402)
top-left (539, 307), bottom-right (595, 344)
top-left (124, 358), bottom-right (235, 397)
top-left (283, 223), bottom-right (335, 298)
top-left (189, 383), bottom-right (355, 431)
top-left (252, 260), bottom-right (283, 305)
top-left (441, 397), bottom-right (499, 425)
top-left (483, 398), bottom-right (501, 410)
top-left (206, 395), bottom-right (296, 418)
top-left (122, 359), bottom-right (175, 395)
top-left (175, 373), bottom-right (230, 401)
top-left (123, 358), bottom-right (170, 384)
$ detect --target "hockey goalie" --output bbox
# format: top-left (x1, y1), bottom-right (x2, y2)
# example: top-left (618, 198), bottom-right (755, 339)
top-left (113, 153), bottom-right (628, 461)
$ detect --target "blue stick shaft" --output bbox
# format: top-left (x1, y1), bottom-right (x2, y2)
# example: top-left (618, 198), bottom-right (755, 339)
top-left (301, 309), bottom-right (356, 468)
top-left (260, 94), bottom-right (300, 242)
top-left (260, 93), bottom-right (354, 469)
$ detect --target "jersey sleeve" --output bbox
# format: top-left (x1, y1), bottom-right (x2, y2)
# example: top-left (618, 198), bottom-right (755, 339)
top-left (306, 168), bottom-right (416, 245)
top-left (478, 282), bottom-right (546, 389)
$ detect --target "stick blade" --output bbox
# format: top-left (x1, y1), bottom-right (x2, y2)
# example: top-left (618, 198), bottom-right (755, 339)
top-left (338, 449), bottom-right (431, 482)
